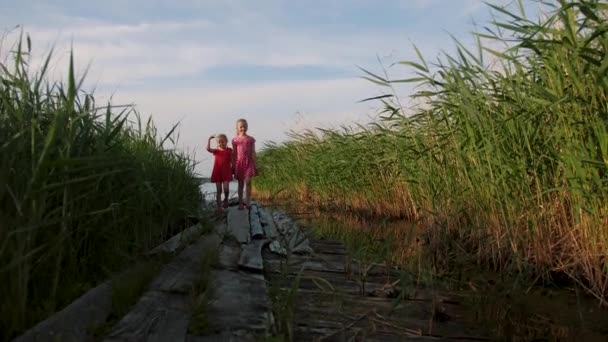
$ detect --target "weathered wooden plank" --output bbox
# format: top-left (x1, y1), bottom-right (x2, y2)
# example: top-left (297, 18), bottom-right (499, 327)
top-left (264, 246), bottom-right (486, 341)
top-left (309, 238), bottom-right (345, 246)
top-left (217, 242), bottom-right (241, 270)
top-left (238, 239), bottom-right (266, 273)
top-left (13, 223), bottom-right (226, 342)
top-left (307, 245), bottom-right (347, 256)
top-left (149, 234), bottom-right (220, 293)
top-left (257, 205), bottom-right (491, 341)
top-left (270, 210), bottom-right (313, 255)
top-left (204, 270), bottom-right (271, 335)
top-left (258, 208), bottom-right (278, 239)
top-left (289, 274), bottom-right (408, 299)
top-left (213, 222), bottom-right (227, 236)
top-left (289, 229), bottom-right (313, 254)
top-left (303, 286), bottom-right (463, 308)
top-left (149, 223), bottom-right (203, 255)
top-left (105, 233), bottom-right (221, 342)
top-left (292, 292), bottom-right (432, 318)
top-left (264, 260), bottom-right (397, 286)
top-left (249, 203), bottom-right (264, 239)
top-left (147, 306), bottom-right (191, 342)
top-left (187, 233), bottom-right (271, 341)
top-left (295, 321), bottom-right (463, 342)
top-left (294, 329), bottom-right (433, 342)
top-left (309, 239), bottom-right (347, 255)
top-left (268, 256), bottom-right (461, 302)
top-left (13, 282), bottom-right (112, 342)
top-left (293, 319), bottom-right (422, 342)
top-left (293, 307), bottom-right (485, 341)
top-left (187, 331), bottom-right (257, 342)
top-left (104, 290), bottom-right (190, 342)
top-left (226, 206), bottom-right (250, 243)
top-left (264, 256), bottom-right (344, 273)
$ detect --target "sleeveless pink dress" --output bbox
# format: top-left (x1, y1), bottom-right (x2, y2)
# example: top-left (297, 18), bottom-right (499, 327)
top-left (232, 135), bottom-right (257, 180)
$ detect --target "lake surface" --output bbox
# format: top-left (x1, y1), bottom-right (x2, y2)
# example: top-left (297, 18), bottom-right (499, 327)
top-left (200, 180), bottom-right (239, 202)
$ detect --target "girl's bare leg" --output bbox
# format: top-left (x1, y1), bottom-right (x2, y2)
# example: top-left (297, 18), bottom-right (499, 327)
top-left (215, 182), bottom-right (222, 211)
top-left (222, 181), bottom-right (230, 208)
top-left (244, 177), bottom-right (252, 208)
top-left (237, 179), bottom-right (245, 209)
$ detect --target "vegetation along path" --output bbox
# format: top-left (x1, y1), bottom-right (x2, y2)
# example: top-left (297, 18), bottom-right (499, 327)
top-left (253, 1), bottom-right (608, 340)
top-left (174, 201), bottom-right (495, 341)
top-left (15, 200), bottom-right (506, 341)
top-left (261, 207), bottom-right (493, 341)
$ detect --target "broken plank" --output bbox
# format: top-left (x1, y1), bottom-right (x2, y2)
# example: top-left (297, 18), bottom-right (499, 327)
top-left (226, 206), bottom-right (250, 243)
top-left (249, 203), bottom-right (264, 239)
top-left (238, 239), bottom-right (266, 272)
top-left (258, 208), bottom-right (278, 239)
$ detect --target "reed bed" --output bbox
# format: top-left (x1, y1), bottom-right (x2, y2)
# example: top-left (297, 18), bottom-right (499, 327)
top-left (255, 0), bottom-right (608, 304)
top-left (0, 35), bottom-right (203, 339)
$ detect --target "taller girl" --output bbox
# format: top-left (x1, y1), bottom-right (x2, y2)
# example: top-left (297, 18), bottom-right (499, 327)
top-left (232, 118), bottom-right (257, 210)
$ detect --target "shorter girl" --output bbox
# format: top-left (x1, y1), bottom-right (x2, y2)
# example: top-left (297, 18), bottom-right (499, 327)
top-left (207, 134), bottom-right (232, 211)
top-left (232, 118), bottom-right (257, 210)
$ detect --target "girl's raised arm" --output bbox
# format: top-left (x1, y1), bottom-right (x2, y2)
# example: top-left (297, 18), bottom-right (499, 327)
top-left (206, 135), bottom-right (215, 153)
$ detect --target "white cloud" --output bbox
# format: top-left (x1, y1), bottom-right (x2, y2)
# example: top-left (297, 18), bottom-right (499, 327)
top-left (11, 6), bottom-right (453, 86)
top-left (2, 0), bottom-right (528, 178)
top-left (106, 78), bottom-right (383, 175)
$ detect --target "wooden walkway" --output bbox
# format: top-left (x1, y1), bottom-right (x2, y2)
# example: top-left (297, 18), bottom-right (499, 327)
top-left (104, 235), bottom-right (222, 342)
top-left (104, 204), bottom-right (275, 341)
top-left (193, 204), bottom-right (273, 341)
top-left (261, 209), bottom-right (491, 341)
top-left (14, 202), bottom-right (490, 341)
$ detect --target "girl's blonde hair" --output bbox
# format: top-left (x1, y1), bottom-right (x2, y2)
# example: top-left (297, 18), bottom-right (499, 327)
top-left (236, 118), bottom-right (248, 135)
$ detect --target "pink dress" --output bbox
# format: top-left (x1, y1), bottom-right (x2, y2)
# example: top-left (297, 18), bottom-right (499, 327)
top-left (232, 135), bottom-right (257, 180)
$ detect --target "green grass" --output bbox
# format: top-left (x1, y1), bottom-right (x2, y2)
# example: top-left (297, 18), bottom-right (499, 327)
top-left (255, 0), bottom-right (608, 305)
top-left (0, 33), bottom-right (205, 340)
top-left (267, 262), bottom-right (302, 342)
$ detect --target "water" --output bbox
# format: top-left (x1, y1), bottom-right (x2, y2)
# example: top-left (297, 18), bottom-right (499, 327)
top-left (200, 180), bottom-right (239, 202)
top-left (273, 199), bottom-right (608, 340)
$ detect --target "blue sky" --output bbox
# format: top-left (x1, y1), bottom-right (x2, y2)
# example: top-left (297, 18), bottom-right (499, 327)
top-left (1, 0), bottom-right (543, 176)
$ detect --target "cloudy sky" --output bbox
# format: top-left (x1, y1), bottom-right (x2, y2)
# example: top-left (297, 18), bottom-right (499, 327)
top-left (1, 0), bottom-right (542, 176)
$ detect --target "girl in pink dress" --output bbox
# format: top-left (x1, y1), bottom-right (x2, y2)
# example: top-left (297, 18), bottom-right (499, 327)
top-left (231, 118), bottom-right (257, 210)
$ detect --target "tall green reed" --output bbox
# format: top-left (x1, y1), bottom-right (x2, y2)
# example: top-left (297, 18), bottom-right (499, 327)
top-left (0, 33), bottom-right (203, 339)
top-left (255, 0), bottom-right (608, 304)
